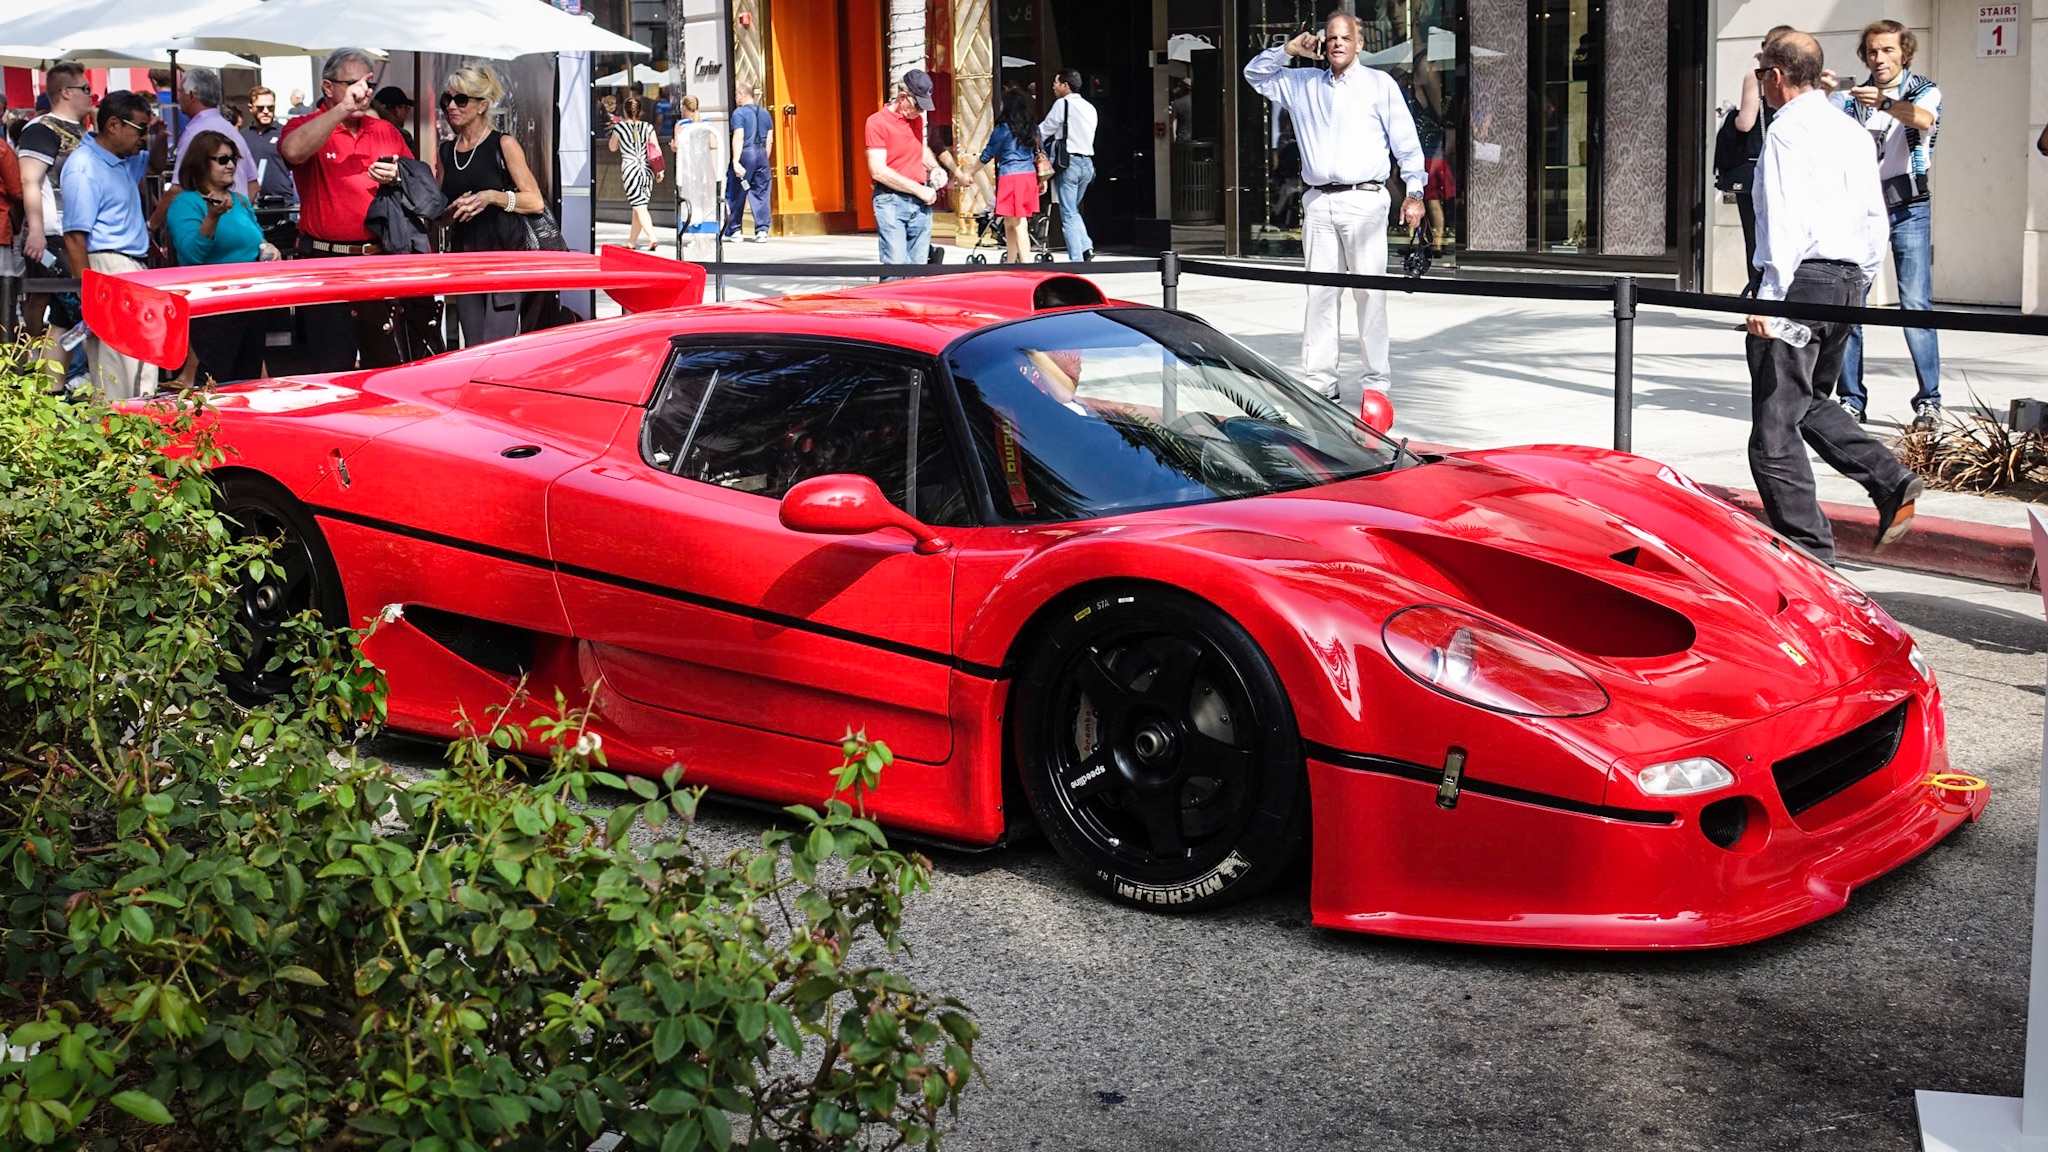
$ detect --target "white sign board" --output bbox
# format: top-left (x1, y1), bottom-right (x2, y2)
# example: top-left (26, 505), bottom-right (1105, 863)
top-left (1979, 5), bottom-right (2019, 58)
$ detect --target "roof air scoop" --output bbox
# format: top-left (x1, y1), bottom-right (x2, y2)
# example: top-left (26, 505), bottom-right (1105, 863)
top-left (1032, 276), bottom-right (1106, 310)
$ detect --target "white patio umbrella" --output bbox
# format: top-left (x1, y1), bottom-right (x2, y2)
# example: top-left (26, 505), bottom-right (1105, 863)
top-left (0, 42), bottom-right (255, 69)
top-left (177, 0), bottom-right (649, 59)
top-left (0, 0), bottom-right (257, 67)
top-left (595, 64), bottom-right (667, 87)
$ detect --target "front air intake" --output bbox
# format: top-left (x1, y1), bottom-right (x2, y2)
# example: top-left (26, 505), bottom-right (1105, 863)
top-left (1770, 702), bottom-right (1909, 817)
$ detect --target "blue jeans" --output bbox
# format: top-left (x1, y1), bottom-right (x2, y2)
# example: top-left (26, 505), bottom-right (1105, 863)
top-left (1836, 198), bottom-right (1939, 409)
top-left (873, 189), bottom-right (930, 273)
top-left (723, 145), bottom-right (772, 237)
top-left (1052, 155), bottom-right (1095, 261)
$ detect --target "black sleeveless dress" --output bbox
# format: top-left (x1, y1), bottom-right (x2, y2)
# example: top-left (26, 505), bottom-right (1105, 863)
top-left (439, 130), bottom-right (526, 252)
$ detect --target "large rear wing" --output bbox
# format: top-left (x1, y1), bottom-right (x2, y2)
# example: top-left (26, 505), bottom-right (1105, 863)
top-left (82, 246), bottom-right (707, 370)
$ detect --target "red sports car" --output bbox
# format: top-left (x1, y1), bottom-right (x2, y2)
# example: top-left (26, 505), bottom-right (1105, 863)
top-left (89, 250), bottom-right (1987, 949)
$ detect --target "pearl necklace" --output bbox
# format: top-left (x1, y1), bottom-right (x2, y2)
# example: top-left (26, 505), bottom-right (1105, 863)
top-left (452, 126), bottom-right (490, 171)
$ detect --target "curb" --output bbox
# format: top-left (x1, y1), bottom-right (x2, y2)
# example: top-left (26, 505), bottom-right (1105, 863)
top-left (1700, 484), bottom-right (2038, 589)
top-left (1408, 442), bottom-right (2038, 588)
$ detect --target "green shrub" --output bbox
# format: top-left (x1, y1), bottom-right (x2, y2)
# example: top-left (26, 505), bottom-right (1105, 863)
top-left (0, 380), bottom-right (978, 1150)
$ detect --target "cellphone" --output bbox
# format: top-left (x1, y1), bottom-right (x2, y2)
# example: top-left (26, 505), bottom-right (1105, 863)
top-left (377, 154), bottom-right (397, 165)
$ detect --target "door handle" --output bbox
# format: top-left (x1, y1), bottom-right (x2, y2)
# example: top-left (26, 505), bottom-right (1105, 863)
top-left (500, 445), bottom-right (543, 459)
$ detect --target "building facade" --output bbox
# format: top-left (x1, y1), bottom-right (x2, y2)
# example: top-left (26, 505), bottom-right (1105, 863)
top-left (575, 0), bottom-right (2048, 311)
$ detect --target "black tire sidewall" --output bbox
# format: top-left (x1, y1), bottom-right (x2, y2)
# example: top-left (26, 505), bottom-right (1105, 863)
top-left (1013, 585), bottom-right (1308, 911)
top-left (216, 473), bottom-right (347, 706)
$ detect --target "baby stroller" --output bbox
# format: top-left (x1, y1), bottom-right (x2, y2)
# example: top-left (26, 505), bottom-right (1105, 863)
top-left (962, 193), bottom-right (1056, 265)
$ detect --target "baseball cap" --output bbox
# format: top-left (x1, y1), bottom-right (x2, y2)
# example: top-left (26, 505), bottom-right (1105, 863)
top-left (373, 86), bottom-right (414, 110)
top-left (902, 69), bottom-right (935, 111)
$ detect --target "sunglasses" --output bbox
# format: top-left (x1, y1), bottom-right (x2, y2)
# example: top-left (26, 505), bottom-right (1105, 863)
top-left (441, 92), bottom-right (482, 108)
top-left (1754, 66), bottom-right (1779, 80)
top-left (252, 103), bottom-right (275, 111)
top-left (116, 117), bottom-right (152, 134)
top-left (60, 83), bottom-right (90, 95)
top-left (210, 153), bottom-right (237, 165)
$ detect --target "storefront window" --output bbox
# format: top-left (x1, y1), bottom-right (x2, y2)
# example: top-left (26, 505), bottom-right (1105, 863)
top-left (1531, 0), bottom-right (1598, 252)
top-left (1237, 1), bottom-right (1468, 262)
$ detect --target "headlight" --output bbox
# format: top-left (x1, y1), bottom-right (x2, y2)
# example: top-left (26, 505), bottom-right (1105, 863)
top-left (1636, 757), bottom-right (1735, 796)
top-left (1906, 641), bottom-right (1933, 683)
top-left (1382, 606), bottom-right (1609, 718)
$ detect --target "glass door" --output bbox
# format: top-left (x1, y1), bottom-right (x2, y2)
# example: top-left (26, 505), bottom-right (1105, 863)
top-left (1528, 0), bottom-right (1599, 252)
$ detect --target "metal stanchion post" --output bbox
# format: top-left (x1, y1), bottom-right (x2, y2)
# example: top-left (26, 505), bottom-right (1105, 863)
top-left (1161, 250), bottom-right (1180, 312)
top-left (1612, 275), bottom-right (1637, 453)
top-left (713, 177), bottom-right (727, 303)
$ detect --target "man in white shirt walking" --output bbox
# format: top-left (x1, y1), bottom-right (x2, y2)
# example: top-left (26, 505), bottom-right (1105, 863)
top-left (1244, 12), bottom-right (1424, 400)
top-left (1745, 31), bottom-right (1921, 563)
top-left (1039, 70), bottom-right (1096, 262)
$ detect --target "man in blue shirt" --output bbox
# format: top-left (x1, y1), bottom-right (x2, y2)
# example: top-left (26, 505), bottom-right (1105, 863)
top-left (62, 91), bottom-right (155, 400)
top-left (725, 86), bottom-right (774, 242)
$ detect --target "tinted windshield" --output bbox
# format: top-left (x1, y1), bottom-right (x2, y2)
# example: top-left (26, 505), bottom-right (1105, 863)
top-left (946, 308), bottom-right (1415, 521)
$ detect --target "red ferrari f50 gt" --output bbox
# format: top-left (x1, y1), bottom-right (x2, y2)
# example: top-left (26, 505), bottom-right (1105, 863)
top-left (87, 249), bottom-right (1986, 949)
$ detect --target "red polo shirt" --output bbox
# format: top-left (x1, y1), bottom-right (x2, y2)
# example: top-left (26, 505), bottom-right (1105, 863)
top-left (280, 109), bottom-right (413, 243)
top-left (864, 106), bottom-right (925, 186)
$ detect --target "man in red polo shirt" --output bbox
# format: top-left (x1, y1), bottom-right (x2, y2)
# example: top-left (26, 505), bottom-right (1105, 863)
top-left (279, 46), bottom-right (412, 372)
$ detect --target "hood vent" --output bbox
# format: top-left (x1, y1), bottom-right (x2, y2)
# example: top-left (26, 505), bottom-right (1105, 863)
top-left (1383, 530), bottom-right (1697, 659)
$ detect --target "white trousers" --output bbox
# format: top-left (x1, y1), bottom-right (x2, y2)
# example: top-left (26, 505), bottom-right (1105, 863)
top-left (1299, 186), bottom-right (1390, 396)
top-left (85, 251), bottom-right (153, 401)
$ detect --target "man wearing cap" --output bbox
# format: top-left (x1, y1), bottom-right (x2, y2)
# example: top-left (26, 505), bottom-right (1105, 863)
top-left (865, 70), bottom-right (942, 270)
top-left (371, 86), bottom-right (418, 158)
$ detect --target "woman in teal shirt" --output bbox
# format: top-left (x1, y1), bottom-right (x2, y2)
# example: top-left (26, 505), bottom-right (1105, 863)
top-left (165, 130), bottom-right (278, 383)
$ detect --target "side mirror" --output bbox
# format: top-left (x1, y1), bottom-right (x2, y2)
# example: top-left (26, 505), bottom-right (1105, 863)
top-left (779, 474), bottom-right (952, 555)
top-left (1359, 388), bottom-right (1395, 435)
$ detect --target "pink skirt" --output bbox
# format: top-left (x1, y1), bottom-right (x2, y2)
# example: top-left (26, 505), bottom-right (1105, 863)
top-left (996, 171), bottom-right (1042, 218)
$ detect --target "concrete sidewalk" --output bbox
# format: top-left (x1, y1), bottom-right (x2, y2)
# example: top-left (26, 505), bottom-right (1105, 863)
top-left (598, 223), bottom-right (2048, 582)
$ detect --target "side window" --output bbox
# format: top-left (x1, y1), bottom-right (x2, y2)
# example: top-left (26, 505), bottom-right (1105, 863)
top-left (641, 344), bottom-right (971, 525)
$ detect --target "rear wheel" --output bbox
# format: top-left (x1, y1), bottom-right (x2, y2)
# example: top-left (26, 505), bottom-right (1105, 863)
top-left (1013, 586), bottom-right (1308, 911)
top-left (216, 474), bottom-right (347, 708)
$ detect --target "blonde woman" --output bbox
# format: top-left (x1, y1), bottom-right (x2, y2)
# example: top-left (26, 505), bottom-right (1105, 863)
top-left (434, 64), bottom-right (543, 347)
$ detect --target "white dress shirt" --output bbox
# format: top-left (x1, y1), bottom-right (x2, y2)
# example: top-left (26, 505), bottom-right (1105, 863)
top-left (1242, 46), bottom-right (1424, 190)
top-left (1038, 93), bottom-right (1097, 157)
top-left (1751, 89), bottom-right (1886, 301)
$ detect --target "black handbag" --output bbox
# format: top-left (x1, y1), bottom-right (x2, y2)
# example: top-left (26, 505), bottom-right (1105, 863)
top-left (522, 207), bottom-right (571, 252)
top-left (1046, 100), bottom-right (1072, 172)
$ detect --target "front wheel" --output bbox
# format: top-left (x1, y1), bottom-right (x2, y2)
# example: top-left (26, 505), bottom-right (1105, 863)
top-left (1012, 586), bottom-right (1309, 911)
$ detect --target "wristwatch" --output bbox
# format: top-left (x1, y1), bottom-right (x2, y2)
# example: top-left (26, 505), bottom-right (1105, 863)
top-left (1406, 189), bottom-right (1424, 200)
top-left (1878, 95), bottom-right (1895, 112)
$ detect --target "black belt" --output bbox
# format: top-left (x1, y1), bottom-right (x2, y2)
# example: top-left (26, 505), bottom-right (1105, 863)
top-left (872, 184), bottom-right (929, 199)
top-left (1308, 180), bottom-right (1384, 193)
top-left (1803, 259), bottom-right (1861, 269)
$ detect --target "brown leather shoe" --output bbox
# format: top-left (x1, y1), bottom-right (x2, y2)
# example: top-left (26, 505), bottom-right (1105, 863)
top-left (1873, 475), bottom-right (1924, 551)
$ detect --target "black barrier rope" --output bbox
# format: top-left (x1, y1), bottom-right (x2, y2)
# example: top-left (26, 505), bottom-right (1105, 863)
top-left (1174, 255), bottom-right (2048, 336)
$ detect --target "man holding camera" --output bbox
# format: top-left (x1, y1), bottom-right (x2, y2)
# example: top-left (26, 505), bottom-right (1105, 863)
top-left (1831, 18), bottom-right (1942, 431)
top-left (278, 46), bottom-right (412, 373)
top-left (1243, 11), bottom-right (1424, 402)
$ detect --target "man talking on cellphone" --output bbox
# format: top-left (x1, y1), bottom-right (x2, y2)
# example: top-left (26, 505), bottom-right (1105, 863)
top-left (278, 46), bottom-right (412, 372)
top-left (1243, 9), bottom-right (1424, 402)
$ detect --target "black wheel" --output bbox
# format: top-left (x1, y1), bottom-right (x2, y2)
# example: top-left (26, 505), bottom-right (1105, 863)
top-left (216, 474), bottom-right (347, 707)
top-left (966, 252), bottom-right (988, 265)
top-left (1013, 586), bottom-right (1308, 911)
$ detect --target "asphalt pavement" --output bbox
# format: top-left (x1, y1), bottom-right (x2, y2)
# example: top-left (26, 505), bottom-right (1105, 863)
top-left (367, 563), bottom-right (2048, 1152)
